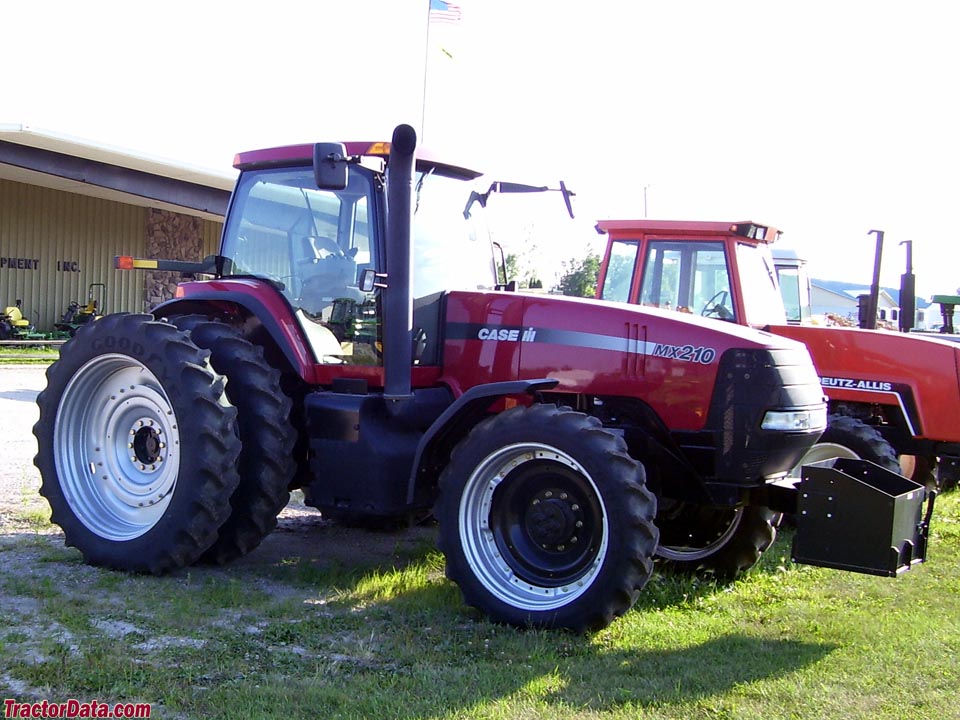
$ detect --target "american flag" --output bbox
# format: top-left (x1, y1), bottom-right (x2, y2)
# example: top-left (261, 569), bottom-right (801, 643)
top-left (429, 0), bottom-right (461, 24)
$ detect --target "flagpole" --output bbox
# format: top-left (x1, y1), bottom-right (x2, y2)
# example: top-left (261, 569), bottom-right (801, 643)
top-left (421, 0), bottom-right (432, 143)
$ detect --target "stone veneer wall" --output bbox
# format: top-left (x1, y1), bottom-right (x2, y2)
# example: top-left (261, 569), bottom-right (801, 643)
top-left (143, 209), bottom-right (204, 310)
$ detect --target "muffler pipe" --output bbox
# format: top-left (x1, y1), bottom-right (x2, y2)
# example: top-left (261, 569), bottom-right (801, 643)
top-left (383, 124), bottom-right (417, 401)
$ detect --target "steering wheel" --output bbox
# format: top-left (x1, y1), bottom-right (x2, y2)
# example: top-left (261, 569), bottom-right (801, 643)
top-left (700, 290), bottom-right (733, 320)
top-left (298, 236), bottom-right (344, 265)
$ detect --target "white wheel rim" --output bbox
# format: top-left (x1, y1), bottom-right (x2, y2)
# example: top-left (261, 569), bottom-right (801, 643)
top-left (54, 354), bottom-right (180, 540)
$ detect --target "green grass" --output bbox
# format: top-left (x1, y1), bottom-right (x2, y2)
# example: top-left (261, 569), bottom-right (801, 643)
top-left (0, 493), bottom-right (957, 720)
top-left (0, 345), bottom-right (58, 363)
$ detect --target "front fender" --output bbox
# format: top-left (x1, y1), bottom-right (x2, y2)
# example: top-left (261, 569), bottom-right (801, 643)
top-left (407, 378), bottom-right (559, 505)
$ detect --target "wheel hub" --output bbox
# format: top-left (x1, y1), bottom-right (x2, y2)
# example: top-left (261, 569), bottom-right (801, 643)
top-left (456, 440), bottom-right (611, 613)
top-left (132, 422), bottom-right (164, 465)
top-left (524, 492), bottom-right (582, 550)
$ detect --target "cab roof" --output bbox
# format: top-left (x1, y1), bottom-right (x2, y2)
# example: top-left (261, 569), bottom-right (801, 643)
top-left (234, 140), bottom-right (483, 180)
top-left (597, 219), bottom-right (779, 243)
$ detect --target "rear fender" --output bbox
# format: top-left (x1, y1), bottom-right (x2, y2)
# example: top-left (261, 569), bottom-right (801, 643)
top-left (152, 284), bottom-right (317, 383)
top-left (407, 378), bottom-right (558, 506)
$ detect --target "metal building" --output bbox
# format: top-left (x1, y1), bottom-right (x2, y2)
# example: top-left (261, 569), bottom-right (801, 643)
top-left (0, 125), bottom-right (233, 332)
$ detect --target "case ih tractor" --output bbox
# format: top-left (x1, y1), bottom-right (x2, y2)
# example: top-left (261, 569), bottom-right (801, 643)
top-left (595, 218), bottom-right (960, 493)
top-left (33, 127), bottom-right (932, 632)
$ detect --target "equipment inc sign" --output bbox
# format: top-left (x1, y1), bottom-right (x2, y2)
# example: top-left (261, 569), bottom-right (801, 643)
top-left (0, 256), bottom-right (81, 272)
top-left (0, 255), bottom-right (39, 270)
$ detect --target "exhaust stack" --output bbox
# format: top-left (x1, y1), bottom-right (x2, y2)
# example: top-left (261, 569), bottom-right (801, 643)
top-left (899, 240), bottom-right (916, 333)
top-left (383, 124), bottom-right (417, 401)
top-left (862, 229), bottom-right (884, 330)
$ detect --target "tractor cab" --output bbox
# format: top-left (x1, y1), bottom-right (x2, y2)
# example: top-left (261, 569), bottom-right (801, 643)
top-left (218, 142), bottom-right (498, 366)
top-left (596, 219), bottom-right (789, 329)
top-left (770, 248), bottom-right (813, 324)
top-left (214, 141), bottom-right (576, 370)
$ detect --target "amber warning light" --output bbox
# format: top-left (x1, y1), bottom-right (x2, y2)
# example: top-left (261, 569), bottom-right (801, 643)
top-left (114, 256), bottom-right (158, 270)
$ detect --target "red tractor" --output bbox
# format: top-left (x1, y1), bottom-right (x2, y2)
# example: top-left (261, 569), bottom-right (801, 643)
top-left (33, 128), bottom-right (931, 632)
top-left (595, 218), bottom-right (960, 492)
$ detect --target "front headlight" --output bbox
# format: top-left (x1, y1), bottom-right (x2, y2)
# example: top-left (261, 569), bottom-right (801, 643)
top-left (761, 406), bottom-right (828, 432)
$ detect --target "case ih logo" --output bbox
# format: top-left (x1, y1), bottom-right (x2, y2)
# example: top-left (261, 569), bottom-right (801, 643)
top-left (451, 323), bottom-right (720, 364)
top-left (477, 326), bottom-right (537, 342)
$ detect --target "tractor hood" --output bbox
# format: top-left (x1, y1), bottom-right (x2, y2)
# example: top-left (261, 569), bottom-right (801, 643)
top-left (442, 291), bottom-right (823, 432)
top-left (772, 322), bottom-right (960, 443)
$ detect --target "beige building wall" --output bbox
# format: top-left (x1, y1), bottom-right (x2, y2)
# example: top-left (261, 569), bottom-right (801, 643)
top-left (0, 179), bottom-right (222, 331)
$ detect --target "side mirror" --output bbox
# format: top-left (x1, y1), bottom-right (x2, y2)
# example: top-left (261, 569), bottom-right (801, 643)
top-left (313, 143), bottom-right (348, 189)
top-left (200, 254), bottom-right (230, 275)
top-left (359, 268), bottom-right (388, 293)
top-left (560, 180), bottom-right (575, 219)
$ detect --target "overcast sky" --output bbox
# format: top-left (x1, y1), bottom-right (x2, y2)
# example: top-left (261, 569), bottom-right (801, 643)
top-left (4, 0), bottom-right (958, 296)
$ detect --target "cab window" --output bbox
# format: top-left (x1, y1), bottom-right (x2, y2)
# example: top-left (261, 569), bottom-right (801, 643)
top-left (639, 241), bottom-right (734, 320)
top-left (600, 240), bottom-right (639, 302)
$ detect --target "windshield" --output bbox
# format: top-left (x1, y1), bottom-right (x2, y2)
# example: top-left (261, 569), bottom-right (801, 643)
top-left (774, 261), bottom-right (812, 324)
top-left (218, 162), bottom-right (497, 365)
top-left (639, 240), bottom-right (735, 320)
top-left (220, 164), bottom-right (377, 304)
top-left (600, 240), bottom-right (639, 302)
top-left (412, 169), bottom-right (497, 296)
top-left (735, 241), bottom-right (787, 327)
top-left (220, 164), bottom-right (380, 364)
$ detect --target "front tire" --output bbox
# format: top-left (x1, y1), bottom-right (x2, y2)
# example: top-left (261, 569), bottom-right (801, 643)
top-left (793, 413), bottom-right (900, 475)
top-left (655, 502), bottom-right (778, 578)
top-left (437, 405), bottom-right (658, 632)
top-left (33, 313), bottom-right (242, 574)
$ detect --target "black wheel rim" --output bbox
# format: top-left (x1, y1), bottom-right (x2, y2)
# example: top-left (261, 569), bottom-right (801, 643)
top-left (655, 502), bottom-right (744, 562)
top-left (490, 460), bottom-right (603, 586)
top-left (458, 442), bottom-right (608, 612)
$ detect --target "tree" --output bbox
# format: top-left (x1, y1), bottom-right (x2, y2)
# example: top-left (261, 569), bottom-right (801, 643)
top-left (504, 251), bottom-right (542, 290)
top-left (504, 253), bottom-right (521, 286)
top-left (556, 251), bottom-right (601, 297)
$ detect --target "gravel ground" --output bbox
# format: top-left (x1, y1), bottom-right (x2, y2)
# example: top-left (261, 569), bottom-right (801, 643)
top-left (0, 365), bottom-right (48, 534)
top-left (0, 362), bottom-right (436, 565)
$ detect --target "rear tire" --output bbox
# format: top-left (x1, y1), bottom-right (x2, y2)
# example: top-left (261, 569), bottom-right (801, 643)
top-left (33, 313), bottom-right (241, 574)
top-left (437, 404), bottom-right (658, 631)
top-left (171, 316), bottom-right (296, 564)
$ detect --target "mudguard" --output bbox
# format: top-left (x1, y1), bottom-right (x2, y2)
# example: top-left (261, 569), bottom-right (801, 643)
top-left (407, 378), bottom-right (559, 504)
